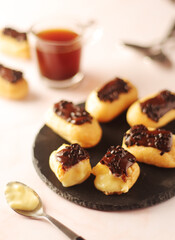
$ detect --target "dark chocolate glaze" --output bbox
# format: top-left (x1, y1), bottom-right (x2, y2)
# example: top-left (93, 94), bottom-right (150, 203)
top-left (140, 90), bottom-right (175, 122)
top-left (54, 100), bottom-right (92, 125)
top-left (97, 78), bottom-right (130, 102)
top-left (0, 64), bottom-right (23, 83)
top-left (2, 27), bottom-right (27, 41)
top-left (124, 124), bottom-right (173, 155)
top-left (56, 143), bottom-right (89, 170)
top-left (100, 145), bottom-right (136, 178)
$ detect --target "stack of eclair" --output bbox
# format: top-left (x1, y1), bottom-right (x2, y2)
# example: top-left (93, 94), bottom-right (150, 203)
top-left (0, 27), bottom-right (30, 100)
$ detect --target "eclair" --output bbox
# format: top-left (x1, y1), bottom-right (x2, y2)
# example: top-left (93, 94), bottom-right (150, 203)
top-left (127, 90), bottom-right (175, 128)
top-left (85, 77), bottom-right (138, 122)
top-left (0, 64), bottom-right (28, 100)
top-left (0, 27), bottom-right (30, 58)
top-left (122, 124), bottom-right (175, 168)
top-left (49, 143), bottom-right (91, 187)
top-left (92, 145), bottom-right (140, 195)
top-left (45, 100), bottom-right (102, 148)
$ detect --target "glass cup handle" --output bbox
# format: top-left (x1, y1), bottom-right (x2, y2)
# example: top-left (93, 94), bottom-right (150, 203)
top-left (79, 20), bottom-right (103, 45)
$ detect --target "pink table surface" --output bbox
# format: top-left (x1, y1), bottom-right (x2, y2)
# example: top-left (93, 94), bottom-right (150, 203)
top-left (0, 0), bottom-right (175, 239)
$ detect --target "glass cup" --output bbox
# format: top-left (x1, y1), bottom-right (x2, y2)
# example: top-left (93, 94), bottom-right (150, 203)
top-left (30, 17), bottom-right (95, 88)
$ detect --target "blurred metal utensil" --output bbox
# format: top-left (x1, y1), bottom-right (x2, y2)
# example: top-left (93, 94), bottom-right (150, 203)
top-left (123, 42), bottom-right (172, 67)
top-left (122, 20), bottom-right (175, 66)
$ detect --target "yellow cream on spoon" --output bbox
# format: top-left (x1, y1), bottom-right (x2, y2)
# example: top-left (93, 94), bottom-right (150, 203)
top-left (5, 182), bottom-right (39, 211)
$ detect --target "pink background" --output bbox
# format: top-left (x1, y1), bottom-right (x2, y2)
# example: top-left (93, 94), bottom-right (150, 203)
top-left (0, 0), bottom-right (175, 239)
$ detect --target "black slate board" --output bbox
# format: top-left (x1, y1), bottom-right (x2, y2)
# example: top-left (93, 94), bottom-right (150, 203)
top-left (33, 110), bottom-right (175, 211)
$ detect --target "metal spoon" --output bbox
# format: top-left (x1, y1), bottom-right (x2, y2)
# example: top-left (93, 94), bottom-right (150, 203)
top-left (5, 181), bottom-right (85, 240)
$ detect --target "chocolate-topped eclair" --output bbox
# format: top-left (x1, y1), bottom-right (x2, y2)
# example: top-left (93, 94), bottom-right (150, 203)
top-left (97, 78), bottom-right (130, 102)
top-left (85, 77), bottom-right (137, 122)
top-left (0, 27), bottom-right (30, 58)
top-left (127, 90), bottom-right (175, 128)
top-left (92, 145), bottom-right (140, 195)
top-left (49, 143), bottom-right (91, 187)
top-left (0, 64), bottom-right (23, 83)
top-left (54, 100), bottom-right (92, 125)
top-left (124, 125), bottom-right (172, 155)
top-left (0, 64), bottom-right (28, 100)
top-left (140, 90), bottom-right (175, 122)
top-left (45, 100), bottom-right (102, 148)
top-left (122, 125), bottom-right (175, 168)
top-left (56, 143), bottom-right (89, 170)
top-left (100, 145), bottom-right (136, 179)
top-left (2, 28), bottom-right (27, 41)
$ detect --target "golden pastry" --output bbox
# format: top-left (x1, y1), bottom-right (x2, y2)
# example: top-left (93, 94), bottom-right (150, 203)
top-left (85, 77), bottom-right (138, 122)
top-left (127, 90), bottom-right (175, 128)
top-left (0, 64), bottom-right (28, 100)
top-left (45, 100), bottom-right (102, 148)
top-left (49, 143), bottom-right (91, 187)
top-left (92, 145), bottom-right (140, 195)
top-left (0, 27), bottom-right (30, 58)
top-left (122, 124), bottom-right (175, 168)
